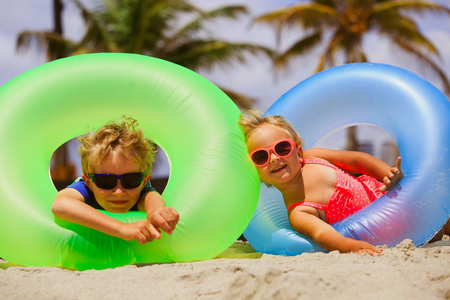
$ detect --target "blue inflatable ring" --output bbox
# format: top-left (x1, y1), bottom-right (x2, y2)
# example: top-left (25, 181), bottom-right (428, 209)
top-left (244, 63), bottom-right (450, 255)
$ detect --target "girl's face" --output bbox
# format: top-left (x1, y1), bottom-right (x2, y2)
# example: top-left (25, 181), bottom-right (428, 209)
top-left (246, 124), bottom-right (303, 187)
top-left (82, 152), bottom-right (150, 213)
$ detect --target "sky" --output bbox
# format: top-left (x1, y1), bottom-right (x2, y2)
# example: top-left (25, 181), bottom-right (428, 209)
top-left (1, 0), bottom-right (449, 178)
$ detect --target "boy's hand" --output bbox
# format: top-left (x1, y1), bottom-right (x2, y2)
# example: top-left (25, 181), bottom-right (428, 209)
top-left (148, 207), bottom-right (179, 239)
top-left (118, 220), bottom-right (153, 245)
top-left (380, 156), bottom-right (403, 192)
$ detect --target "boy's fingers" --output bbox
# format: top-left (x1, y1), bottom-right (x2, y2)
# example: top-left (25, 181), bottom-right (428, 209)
top-left (138, 233), bottom-right (148, 245)
top-left (166, 210), bottom-right (179, 231)
top-left (161, 221), bottom-right (173, 235)
top-left (148, 208), bottom-right (179, 236)
top-left (150, 213), bottom-right (171, 234)
top-left (160, 209), bottom-right (179, 233)
top-left (142, 227), bottom-right (153, 242)
top-left (148, 224), bottom-right (161, 240)
top-left (168, 208), bottom-right (180, 230)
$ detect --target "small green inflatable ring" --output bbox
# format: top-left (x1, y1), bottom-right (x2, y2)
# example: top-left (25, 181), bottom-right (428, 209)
top-left (0, 53), bottom-right (260, 270)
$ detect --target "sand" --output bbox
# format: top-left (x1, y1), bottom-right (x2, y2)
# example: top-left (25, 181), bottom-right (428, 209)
top-left (1, 236), bottom-right (449, 300)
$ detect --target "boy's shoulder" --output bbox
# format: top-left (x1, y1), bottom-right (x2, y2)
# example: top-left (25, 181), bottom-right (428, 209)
top-left (66, 177), bottom-right (94, 201)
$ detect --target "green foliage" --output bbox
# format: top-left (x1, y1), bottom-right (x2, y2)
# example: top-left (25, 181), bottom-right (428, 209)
top-left (255, 0), bottom-right (450, 94)
top-left (17, 0), bottom-right (275, 109)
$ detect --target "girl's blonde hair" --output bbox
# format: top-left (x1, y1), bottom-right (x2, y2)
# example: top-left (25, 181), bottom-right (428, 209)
top-left (78, 117), bottom-right (157, 175)
top-left (238, 110), bottom-right (304, 149)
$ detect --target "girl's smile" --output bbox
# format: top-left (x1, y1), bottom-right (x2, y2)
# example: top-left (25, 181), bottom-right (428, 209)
top-left (271, 163), bottom-right (287, 173)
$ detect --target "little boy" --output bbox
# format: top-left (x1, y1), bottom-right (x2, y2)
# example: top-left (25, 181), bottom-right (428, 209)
top-left (52, 117), bottom-right (179, 245)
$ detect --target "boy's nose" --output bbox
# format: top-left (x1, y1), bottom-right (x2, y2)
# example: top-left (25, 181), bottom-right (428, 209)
top-left (112, 180), bottom-right (126, 194)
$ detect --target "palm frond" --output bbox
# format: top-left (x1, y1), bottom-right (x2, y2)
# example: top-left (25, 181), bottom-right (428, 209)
top-left (390, 39), bottom-right (450, 94)
top-left (167, 5), bottom-right (248, 49)
top-left (218, 85), bottom-right (256, 110)
top-left (373, 12), bottom-right (439, 54)
top-left (69, 0), bottom-right (121, 52)
top-left (197, 5), bottom-right (248, 19)
top-left (254, 3), bottom-right (337, 30)
top-left (315, 30), bottom-right (347, 72)
top-left (373, 0), bottom-right (450, 15)
top-left (125, 0), bottom-right (196, 53)
top-left (16, 31), bottom-right (77, 60)
top-left (167, 40), bottom-right (273, 72)
top-left (16, 31), bottom-right (54, 53)
top-left (275, 32), bottom-right (323, 70)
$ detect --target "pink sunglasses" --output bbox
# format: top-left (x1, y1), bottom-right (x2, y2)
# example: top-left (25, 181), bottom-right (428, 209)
top-left (249, 139), bottom-right (297, 167)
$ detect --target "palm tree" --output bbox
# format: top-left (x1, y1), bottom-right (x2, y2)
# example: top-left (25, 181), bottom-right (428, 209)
top-left (16, 0), bottom-right (76, 187)
top-left (255, 0), bottom-right (450, 150)
top-left (17, 0), bottom-right (79, 60)
top-left (74, 0), bottom-right (272, 108)
top-left (17, 0), bottom-right (272, 186)
top-left (18, 0), bottom-right (272, 109)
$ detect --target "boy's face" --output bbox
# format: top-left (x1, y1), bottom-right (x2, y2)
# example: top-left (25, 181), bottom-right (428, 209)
top-left (83, 152), bottom-right (149, 213)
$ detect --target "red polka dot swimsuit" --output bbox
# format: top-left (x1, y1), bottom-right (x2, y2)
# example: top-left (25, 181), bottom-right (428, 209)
top-left (287, 159), bottom-right (386, 224)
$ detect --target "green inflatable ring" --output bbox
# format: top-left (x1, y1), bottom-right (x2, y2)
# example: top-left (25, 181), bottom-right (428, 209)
top-left (0, 53), bottom-right (260, 270)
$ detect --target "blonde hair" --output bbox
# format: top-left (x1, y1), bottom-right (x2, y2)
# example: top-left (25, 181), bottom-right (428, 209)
top-left (78, 117), bottom-right (157, 175)
top-left (238, 110), bottom-right (304, 149)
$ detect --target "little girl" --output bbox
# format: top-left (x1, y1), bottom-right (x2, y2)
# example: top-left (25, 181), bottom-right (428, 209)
top-left (239, 110), bottom-right (403, 255)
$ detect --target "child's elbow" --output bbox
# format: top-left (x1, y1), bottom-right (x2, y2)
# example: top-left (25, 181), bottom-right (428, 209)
top-left (51, 199), bottom-right (66, 217)
top-left (312, 229), bottom-right (327, 242)
top-left (311, 228), bottom-right (334, 245)
top-left (51, 202), bottom-right (60, 216)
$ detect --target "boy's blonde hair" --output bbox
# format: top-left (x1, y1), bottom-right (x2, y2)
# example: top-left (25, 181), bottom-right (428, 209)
top-left (238, 110), bottom-right (304, 149)
top-left (78, 117), bottom-right (157, 175)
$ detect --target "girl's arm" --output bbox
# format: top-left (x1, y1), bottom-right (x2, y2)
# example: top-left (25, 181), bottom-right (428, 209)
top-left (289, 206), bottom-right (382, 255)
top-left (52, 188), bottom-right (152, 244)
top-left (137, 191), bottom-right (179, 239)
top-left (304, 148), bottom-right (403, 191)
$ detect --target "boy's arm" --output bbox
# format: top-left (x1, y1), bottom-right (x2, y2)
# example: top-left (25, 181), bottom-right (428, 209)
top-left (304, 148), bottom-right (403, 191)
top-left (52, 188), bottom-right (152, 244)
top-left (138, 191), bottom-right (179, 239)
top-left (288, 206), bottom-right (382, 255)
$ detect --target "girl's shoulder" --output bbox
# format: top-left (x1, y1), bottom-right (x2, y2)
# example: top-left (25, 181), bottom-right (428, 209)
top-left (303, 147), bottom-right (335, 160)
top-left (302, 148), bottom-right (341, 170)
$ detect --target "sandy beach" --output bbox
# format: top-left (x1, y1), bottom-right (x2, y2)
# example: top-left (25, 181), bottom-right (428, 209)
top-left (1, 236), bottom-right (449, 300)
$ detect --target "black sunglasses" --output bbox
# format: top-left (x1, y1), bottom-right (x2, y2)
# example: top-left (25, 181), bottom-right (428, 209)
top-left (88, 172), bottom-right (145, 190)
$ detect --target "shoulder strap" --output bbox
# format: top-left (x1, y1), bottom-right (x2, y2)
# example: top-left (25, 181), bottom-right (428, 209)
top-left (287, 201), bottom-right (328, 213)
top-left (303, 159), bottom-right (336, 169)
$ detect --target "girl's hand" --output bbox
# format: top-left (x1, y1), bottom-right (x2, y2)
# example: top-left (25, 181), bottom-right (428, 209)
top-left (344, 238), bottom-right (383, 256)
top-left (289, 208), bottom-right (382, 255)
top-left (118, 220), bottom-right (153, 245)
top-left (380, 156), bottom-right (403, 192)
top-left (148, 207), bottom-right (180, 239)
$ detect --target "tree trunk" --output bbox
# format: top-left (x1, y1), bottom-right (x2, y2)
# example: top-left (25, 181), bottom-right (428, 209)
top-left (49, 0), bottom-right (77, 188)
top-left (50, 0), bottom-right (65, 60)
top-left (345, 126), bottom-right (359, 151)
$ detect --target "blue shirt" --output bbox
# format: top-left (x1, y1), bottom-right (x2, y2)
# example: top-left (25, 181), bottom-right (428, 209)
top-left (67, 177), bottom-right (156, 211)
